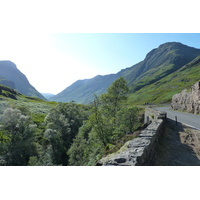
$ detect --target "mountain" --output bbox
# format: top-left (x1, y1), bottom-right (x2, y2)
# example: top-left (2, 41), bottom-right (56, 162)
top-left (41, 93), bottom-right (55, 99)
top-left (50, 74), bottom-right (120, 103)
top-left (0, 61), bottom-right (46, 100)
top-left (128, 55), bottom-right (200, 104)
top-left (50, 42), bottom-right (200, 104)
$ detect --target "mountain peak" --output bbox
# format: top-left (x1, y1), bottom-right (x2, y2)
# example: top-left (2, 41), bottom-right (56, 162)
top-left (0, 60), bottom-right (17, 69)
top-left (159, 41), bottom-right (183, 47)
top-left (0, 61), bottom-right (46, 100)
top-left (157, 41), bottom-right (200, 51)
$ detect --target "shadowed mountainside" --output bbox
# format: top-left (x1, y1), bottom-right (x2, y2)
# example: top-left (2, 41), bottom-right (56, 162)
top-left (0, 61), bottom-right (46, 100)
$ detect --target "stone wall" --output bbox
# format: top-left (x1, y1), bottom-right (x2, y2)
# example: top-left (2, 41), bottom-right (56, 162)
top-left (96, 108), bottom-right (167, 166)
top-left (144, 107), bottom-right (167, 124)
top-left (171, 81), bottom-right (200, 114)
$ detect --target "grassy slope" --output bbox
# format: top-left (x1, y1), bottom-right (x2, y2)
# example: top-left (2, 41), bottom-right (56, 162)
top-left (50, 74), bottom-right (120, 104)
top-left (128, 56), bottom-right (200, 105)
top-left (0, 85), bottom-right (58, 125)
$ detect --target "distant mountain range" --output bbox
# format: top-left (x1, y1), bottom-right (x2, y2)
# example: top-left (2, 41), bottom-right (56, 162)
top-left (0, 61), bottom-right (46, 100)
top-left (41, 93), bottom-right (55, 99)
top-left (50, 42), bottom-right (200, 104)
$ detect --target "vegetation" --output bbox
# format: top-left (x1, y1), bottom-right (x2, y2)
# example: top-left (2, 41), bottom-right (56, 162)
top-left (1, 42), bottom-right (200, 165)
top-left (0, 77), bottom-right (144, 166)
top-left (128, 56), bottom-right (200, 104)
top-left (67, 77), bottom-right (144, 165)
top-left (0, 108), bottom-right (37, 165)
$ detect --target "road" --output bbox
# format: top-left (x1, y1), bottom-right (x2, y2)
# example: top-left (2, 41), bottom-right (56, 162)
top-left (155, 107), bottom-right (200, 130)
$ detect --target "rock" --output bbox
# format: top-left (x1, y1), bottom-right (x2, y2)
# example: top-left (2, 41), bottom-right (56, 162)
top-left (171, 81), bottom-right (200, 114)
top-left (114, 158), bottom-right (127, 163)
top-left (96, 119), bottom-right (164, 166)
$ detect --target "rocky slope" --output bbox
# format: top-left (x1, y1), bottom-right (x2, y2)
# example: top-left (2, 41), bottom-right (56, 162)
top-left (50, 42), bottom-right (200, 104)
top-left (0, 61), bottom-right (46, 100)
top-left (171, 80), bottom-right (200, 114)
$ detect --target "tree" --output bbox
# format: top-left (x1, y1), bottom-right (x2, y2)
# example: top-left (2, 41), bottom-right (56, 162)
top-left (67, 77), bottom-right (144, 166)
top-left (77, 77), bottom-right (130, 150)
top-left (89, 95), bottom-right (108, 146)
top-left (67, 130), bottom-right (88, 166)
top-left (115, 106), bottom-right (140, 135)
top-left (44, 103), bottom-right (89, 165)
top-left (0, 108), bottom-right (37, 166)
top-left (67, 121), bottom-right (104, 166)
top-left (101, 77), bottom-right (129, 123)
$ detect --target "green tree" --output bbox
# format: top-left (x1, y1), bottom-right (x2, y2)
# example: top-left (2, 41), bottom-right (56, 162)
top-left (68, 121), bottom-right (104, 166)
top-left (28, 145), bottom-right (54, 166)
top-left (44, 103), bottom-right (89, 165)
top-left (67, 78), bottom-right (145, 166)
top-left (67, 128), bottom-right (88, 166)
top-left (89, 95), bottom-right (109, 146)
top-left (95, 77), bottom-right (129, 144)
top-left (115, 106), bottom-right (140, 135)
top-left (0, 108), bottom-right (37, 166)
top-left (101, 77), bottom-right (129, 123)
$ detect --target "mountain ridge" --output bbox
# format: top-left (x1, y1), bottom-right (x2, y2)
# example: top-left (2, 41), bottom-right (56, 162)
top-left (0, 60), bottom-right (46, 100)
top-left (50, 42), bottom-right (200, 104)
top-left (41, 93), bottom-right (55, 99)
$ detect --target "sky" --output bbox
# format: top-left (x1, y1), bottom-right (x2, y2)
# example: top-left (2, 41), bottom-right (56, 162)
top-left (0, 33), bottom-right (200, 94)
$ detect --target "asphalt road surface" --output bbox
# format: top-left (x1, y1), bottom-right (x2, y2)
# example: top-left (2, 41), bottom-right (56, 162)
top-left (155, 107), bottom-right (200, 130)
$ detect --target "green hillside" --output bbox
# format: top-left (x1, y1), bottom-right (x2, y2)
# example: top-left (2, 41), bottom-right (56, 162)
top-left (0, 84), bottom-right (57, 123)
top-left (51, 42), bottom-right (200, 104)
top-left (50, 74), bottom-right (120, 103)
top-left (128, 55), bottom-right (200, 104)
top-left (120, 42), bottom-right (200, 91)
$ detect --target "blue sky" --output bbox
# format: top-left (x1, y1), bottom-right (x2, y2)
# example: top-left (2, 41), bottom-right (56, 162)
top-left (50, 33), bottom-right (200, 74)
top-left (0, 33), bottom-right (200, 94)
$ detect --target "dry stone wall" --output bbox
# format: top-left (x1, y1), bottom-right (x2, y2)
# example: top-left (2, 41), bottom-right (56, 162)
top-left (171, 81), bottom-right (200, 114)
top-left (96, 108), bottom-right (167, 166)
top-left (144, 107), bottom-right (167, 124)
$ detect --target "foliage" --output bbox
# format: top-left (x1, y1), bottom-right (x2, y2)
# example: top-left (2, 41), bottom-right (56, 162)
top-left (68, 77), bottom-right (144, 166)
top-left (0, 108), bottom-right (37, 165)
top-left (43, 102), bottom-right (90, 165)
top-left (0, 77), bottom-right (144, 166)
top-left (67, 123), bottom-right (91, 166)
top-left (92, 77), bottom-right (130, 145)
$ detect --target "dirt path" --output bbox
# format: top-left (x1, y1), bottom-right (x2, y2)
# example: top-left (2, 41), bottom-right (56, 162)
top-left (154, 119), bottom-right (200, 166)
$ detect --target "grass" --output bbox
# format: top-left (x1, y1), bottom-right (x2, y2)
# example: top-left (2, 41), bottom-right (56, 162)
top-left (128, 58), bottom-right (200, 105)
top-left (0, 87), bottom-right (58, 119)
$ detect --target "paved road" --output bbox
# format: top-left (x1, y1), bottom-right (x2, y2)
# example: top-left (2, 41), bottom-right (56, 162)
top-left (155, 107), bottom-right (200, 130)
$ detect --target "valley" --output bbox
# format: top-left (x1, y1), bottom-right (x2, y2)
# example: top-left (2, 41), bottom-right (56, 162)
top-left (0, 41), bottom-right (200, 166)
